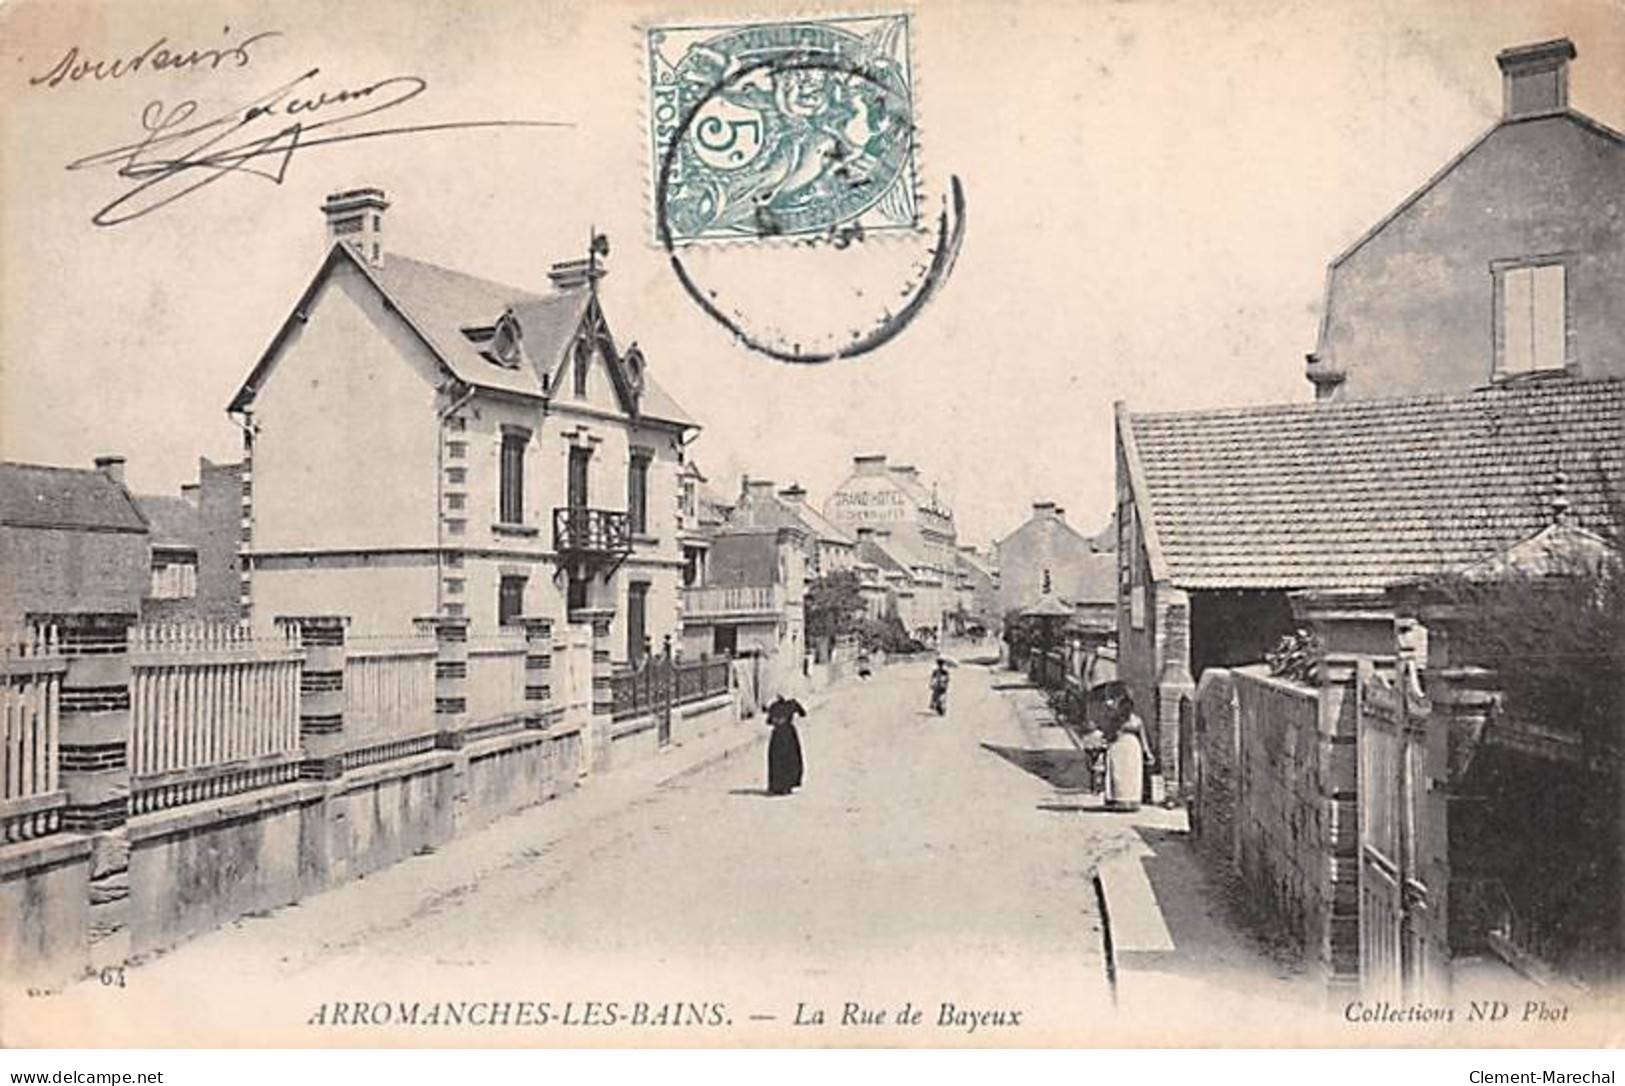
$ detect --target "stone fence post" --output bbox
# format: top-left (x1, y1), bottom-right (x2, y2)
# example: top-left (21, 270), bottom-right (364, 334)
top-left (415, 615), bottom-right (469, 750)
top-left (57, 616), bottom-right (135, 970)
top-left (1291, 587), bottom-right (1397, 995)
top-left (520, 616), bottom-right (554, 729)
top-left (276, 615), bottom-right (350, 781)
top-left (575, 608), bottom-right (615, 773)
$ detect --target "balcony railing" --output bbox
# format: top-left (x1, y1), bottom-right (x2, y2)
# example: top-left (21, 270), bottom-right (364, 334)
top-left (553, 507), bottom-right (631, 558)
top-left (681, 584), bottom-right (784, 619)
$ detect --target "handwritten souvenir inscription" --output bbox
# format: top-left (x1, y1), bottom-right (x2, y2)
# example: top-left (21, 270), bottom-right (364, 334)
top-left (29, 26), bottom-right (282, 88)
top-left (648, 15), bottom-right (919, 243)
top-left (33, 30), bottom-right (567, 227)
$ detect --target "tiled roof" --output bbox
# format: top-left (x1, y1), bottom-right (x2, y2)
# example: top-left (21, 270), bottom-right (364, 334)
top-left (1123, 377), bottom-right (1624, 589)
top-left (372, 254), bottom-right (697, 428)
top-left (133, 495), bottom-right (200, 548)
top-left (0, 463), bottom-right (147, 533)
top-left (234, 245), bottom-right (697, 428)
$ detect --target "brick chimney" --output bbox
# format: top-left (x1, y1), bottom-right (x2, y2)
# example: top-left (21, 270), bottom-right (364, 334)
top-left (779, 484), bottom-right (808, 505)
top-left (548, 258), bottom-right (606, 291)
top-left (1032, 501), bottom-right (1057, 520)
top-left (1497, 38), bottom-right (1575, 120)
top-left (180, 483), bottom-right (200, 508)
top-left (322, 188), bottom-right (389, 267)
top-left (853, 454), bottom-right (888, 477)
top-left (94, 454), bottom-right (126, 486)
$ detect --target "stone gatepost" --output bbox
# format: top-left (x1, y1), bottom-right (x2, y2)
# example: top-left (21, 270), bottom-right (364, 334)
top-left (1155, 587), bottom-right (1196, 803)
top-left (416, 615), bottom-right (470, 750)
top-left (276, 614), bottom-right (351, 890)
top-left (576, 608), bottom-right (615, 773)
top-left (1291, 587), bottom-right (1397, 996)
top-left (520, 616), bottom-right (555, 728)
top-left (57, 615), bottom-right (135, 970)
top-left (1403, 592), bottom-right (1501, 987)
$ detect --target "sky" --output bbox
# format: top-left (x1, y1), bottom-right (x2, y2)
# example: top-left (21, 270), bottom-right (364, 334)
top-left (2, 0), bottom-right (1622, 547)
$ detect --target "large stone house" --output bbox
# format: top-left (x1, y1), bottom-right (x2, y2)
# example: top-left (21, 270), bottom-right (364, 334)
top-left (1306, 38), bottom-right (1625, 400)
top-left (824, 454), bottom-right (958, 633)
top-left (229, 189), bottom-right (697, 664)
top-left (731, 478), bottom-right (856, 580)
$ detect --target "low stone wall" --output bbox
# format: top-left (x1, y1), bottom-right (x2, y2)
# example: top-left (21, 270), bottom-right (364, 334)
top-left (0, 835), bottom-right (93, 984)
top-left (6, 721), bottom-right (594, 983)
top-left (1194, 665), bottom-right (1357, 986)
top-left (605, 693), bottom-right (738, 771)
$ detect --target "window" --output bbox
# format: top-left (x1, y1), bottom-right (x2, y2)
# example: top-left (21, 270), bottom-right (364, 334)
top-left (149, 554), bottom-right (198, 600)
top-left (499, 575), bottom-right (526, 627)
top-left (567, 576), bottom-right (589, 613)
top-left (628, 449), bottom-right (652, 536)
top-left (499, 429), bottom-right (528, 524)
top-left (568, 446), bottom-right (591, 509)
top-left (574, 340), bottom-right (591, 397)
top-left (1496, 259), bottom-right (1568, 376)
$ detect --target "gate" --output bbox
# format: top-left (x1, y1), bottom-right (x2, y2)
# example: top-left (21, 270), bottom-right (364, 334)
top-left (558, 623), bottom-right (592, 734)
top-left (1357, 658), bottom-right (1431, 1000)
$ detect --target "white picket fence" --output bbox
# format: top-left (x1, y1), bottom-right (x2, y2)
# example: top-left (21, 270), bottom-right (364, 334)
top-left (1, 626), bottom-right (65, 840)
top-left (342, 634), bottom-right (437, 751)
top-left (129, 623), bottom-right (304, 811)
top-left (467, 631), bottom-right (528, 726)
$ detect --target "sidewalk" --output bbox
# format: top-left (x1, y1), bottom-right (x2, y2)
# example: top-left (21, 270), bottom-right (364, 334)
top-left (114, 689), bottom-right (801, 978)
top-left (982, 672), bottom-right (1313, 1024)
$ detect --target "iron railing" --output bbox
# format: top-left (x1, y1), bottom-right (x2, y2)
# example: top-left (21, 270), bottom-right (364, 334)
top-left (611, 657), bottom-right (731, 722)
top-left (553, 507), bottom-right (631, 558)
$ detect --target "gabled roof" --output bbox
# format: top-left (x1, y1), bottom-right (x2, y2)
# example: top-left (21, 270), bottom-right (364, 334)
top-left (1120, 377), bottom-right (1624, 590)
top-left (134, 495), bottom-right (200, 549)
top-left (0, 463), bottom-right (147, 533)
top-left (230, 244), bottom-right (697, 429)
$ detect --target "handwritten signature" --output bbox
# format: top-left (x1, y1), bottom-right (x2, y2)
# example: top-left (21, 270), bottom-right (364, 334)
top-left (64, 68), bottom-right (568, 226)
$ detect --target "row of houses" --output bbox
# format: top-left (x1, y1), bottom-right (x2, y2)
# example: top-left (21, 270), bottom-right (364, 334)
top-left (1110, 39), bottom-right (1623, 996)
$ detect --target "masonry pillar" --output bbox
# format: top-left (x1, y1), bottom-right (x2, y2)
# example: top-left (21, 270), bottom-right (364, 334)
top-left (1155, 587), bottom-right (1195, 804)
top-left (520, 616), bottom-right (555, 729)
top-left (276, 614), bottom-right (351, 891)
top-left (1408, 594), bottom-right (1500, 989)
top-left (416, 615), bottom-right (469, 750)
top-left (57, 616), bottom-right (135, 970)
top-left (577, 608), bottom-right (615, 773)
top-left (1292, 587), bottom-right (1397, 996)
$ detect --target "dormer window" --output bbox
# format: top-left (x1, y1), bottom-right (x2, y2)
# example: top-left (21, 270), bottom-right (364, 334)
top-left (465, 312), bottom-right (524, 369)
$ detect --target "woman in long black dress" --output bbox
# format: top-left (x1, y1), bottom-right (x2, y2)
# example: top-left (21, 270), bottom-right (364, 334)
top-left (764, 693), bottom-right (806, 795)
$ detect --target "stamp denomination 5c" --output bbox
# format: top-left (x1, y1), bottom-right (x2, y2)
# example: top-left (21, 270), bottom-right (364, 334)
top-left (647, 13), bottom-right (918, 244)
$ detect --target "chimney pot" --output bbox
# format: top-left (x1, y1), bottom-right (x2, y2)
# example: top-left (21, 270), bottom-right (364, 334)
top-left (322, 187), bottom-right (388, 268)
top-left (94, 455), bottom-right (126, 486)
top-left (1497, 38), bottom-right (1575, 120)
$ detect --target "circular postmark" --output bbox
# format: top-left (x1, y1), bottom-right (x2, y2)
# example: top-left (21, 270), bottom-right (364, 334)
top-left (648, 20), bottom-right (966, 364)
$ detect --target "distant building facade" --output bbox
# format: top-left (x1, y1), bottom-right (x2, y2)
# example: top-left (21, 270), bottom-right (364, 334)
top-left (995, 501), bottom-right (1111, 618)
top-left (731, 478), bottom-right (856, 580)
top-left (0, 457), bottom-right (148, 629)
top-left (823, 454), bottom-right (958, 632)
top-left (1307, 39), bottom-right (1625, 400)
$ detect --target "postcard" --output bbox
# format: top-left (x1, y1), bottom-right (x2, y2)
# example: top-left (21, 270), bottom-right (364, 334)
top-left (0, 0), bottom-right (1621, 1049)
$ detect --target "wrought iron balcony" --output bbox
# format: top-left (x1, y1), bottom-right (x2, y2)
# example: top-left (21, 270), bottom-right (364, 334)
top-left (553, 506), bottom-right (632, 559)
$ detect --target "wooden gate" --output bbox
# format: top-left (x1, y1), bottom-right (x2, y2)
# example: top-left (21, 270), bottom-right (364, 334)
top-left (1357, 658), bottom-right (1431, 1000)
top-left (557, 623), bottom-right (592, 734)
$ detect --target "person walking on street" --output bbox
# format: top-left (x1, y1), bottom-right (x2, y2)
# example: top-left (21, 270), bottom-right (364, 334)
top-left (929, 658), bottom-right (951, 715)
top-left (764, 692), bottom-right (806, 796)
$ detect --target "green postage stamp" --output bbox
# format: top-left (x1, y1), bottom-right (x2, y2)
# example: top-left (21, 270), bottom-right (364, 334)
top-left (646, 13), bottom-right (919, 244)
